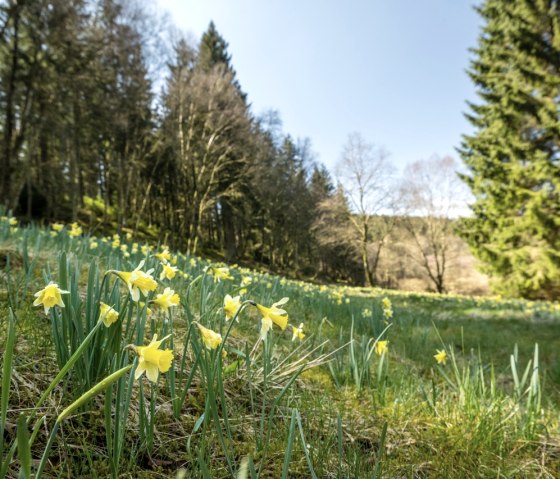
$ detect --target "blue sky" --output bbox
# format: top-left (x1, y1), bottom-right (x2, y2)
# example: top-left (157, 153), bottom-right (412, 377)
top-left (156, 0), bottom-right (482, 173)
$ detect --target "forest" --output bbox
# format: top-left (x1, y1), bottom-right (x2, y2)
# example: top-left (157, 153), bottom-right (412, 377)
top-left (0, 0), bottom-right (487, 297)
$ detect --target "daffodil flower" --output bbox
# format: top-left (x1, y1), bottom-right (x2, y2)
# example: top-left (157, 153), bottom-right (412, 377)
top-left (51, 222), bottom-right (64, 232)
top-left (68, 222), bottom-right (82, 237)
top-left (134, 334), bottom-right (173, 383)
top-left (113, 260), bottom-right (158, 302)
top-left (153, 287), bottom-right (180, 311)
top-left (155, 249), bottom-right (171, 262)
top-left (99, 302), bottom-right (119, 327)
top-left (159, 263), bottom-right (178, 280)
top-left (375, 340), bottom-right (389, 356)
top-left (195, 322), bottom-right (223, 350)
top-left (291, 323), bottom-right (305, 341)
top-left (434, 349), bottom-right (447, 365)
top-left (33, 282), bottom-right (70, 314)
top-left (382, 297), bottom-right (393, 319)
top-left (223, 294), bottom-right (241, 321)
top-left (256, 297), bottom-right (289, 338)
top-left (210, 266), bottom-right (234, 282)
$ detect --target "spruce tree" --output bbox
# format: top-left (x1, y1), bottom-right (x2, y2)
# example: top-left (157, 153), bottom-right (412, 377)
top-left (459, 0), bottom-right (560, 299)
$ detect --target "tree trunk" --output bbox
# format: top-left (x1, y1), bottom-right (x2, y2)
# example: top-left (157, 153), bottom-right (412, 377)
top-left (221, 200), bottom-right (237, 261)
top-left (1, 8), bottom-right (19, 207)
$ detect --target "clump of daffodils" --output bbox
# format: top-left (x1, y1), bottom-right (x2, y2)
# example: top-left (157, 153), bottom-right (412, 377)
top-left (33, 282), bottom-right (70, 314)
top-left (382, 297), bottom-right (393, 320)
top-left (68, 222), bottom-right (82, 238)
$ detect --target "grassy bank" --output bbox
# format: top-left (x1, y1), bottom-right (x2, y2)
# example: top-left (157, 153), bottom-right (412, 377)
top-left (0, 217), bottom-right (559, 478)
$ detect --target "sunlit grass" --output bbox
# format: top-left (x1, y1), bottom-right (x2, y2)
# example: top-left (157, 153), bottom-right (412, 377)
top-left (0, 217), bottom-right (559, 478)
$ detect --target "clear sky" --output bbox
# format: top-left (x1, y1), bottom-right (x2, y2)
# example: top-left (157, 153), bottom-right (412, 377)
top-left (156, 0), bottom-right (482, 173)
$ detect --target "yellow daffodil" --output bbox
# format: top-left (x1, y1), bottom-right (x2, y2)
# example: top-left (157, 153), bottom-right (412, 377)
top-left (90, 240), bottom-right (98, 249)
top-left (99, 302), bottom-right (119, 327)
top-left (155, 249), bottom-right (171, 262)
top-left (210, 266), bottom-right (233, 282)
top-left (223, 294), bottom-right (241, 321)
top-left (256, 298), bottom-right (289, 338)
top-left (153, 287), bottom-right (180, 311)
top-left (68, 222), bottom-right (82, 237)
top-left (134, 334), bottom-right (173, 383)
top-left (434, 349), bottom-right (447, 365)
top-left (382, 297), bottom-right (393, 319)
top-left (160, 263), bottom-right (178, 280)
top-left (291, 323), bottom-right (305, 341)
top-left (114, 260), bottom-right (158, 302)
top-left (33, 282), bottom-right (70, 314)
top-left (51, 222), bottom-right (64, 232)
top-left (189, 258), bottom-right (197, 267)
top-left (141, 244), bottom-right (150, 255)
top-left (195, 322), bottom-right (223, 350)
top-left (9, 217), bottom-right (17, 226)
top-left (375, 340), bottom-right (389, 356)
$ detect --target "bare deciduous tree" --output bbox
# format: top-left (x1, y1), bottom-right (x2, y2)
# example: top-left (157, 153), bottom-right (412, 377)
top-left (335, 132), bottom-right (396, 287)
top-left (399, 155), bottom-right (470, 293)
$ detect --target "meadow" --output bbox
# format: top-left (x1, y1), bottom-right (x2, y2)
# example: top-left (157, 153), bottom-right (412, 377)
top-left (0, 216), bottom-right (559, 478)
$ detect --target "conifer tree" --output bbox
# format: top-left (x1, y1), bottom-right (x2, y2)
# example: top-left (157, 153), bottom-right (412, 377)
top-left (459, 0), bottom-right (560, 299)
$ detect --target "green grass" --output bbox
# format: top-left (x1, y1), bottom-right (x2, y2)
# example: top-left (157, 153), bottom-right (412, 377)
top-left (0, 217), bottom-right (559, 478)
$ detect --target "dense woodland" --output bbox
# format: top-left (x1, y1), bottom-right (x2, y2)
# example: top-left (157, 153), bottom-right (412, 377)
top-left (1, 0), bottom-right (559, 299)
top-left (0, 0), bottom-right (470, 293)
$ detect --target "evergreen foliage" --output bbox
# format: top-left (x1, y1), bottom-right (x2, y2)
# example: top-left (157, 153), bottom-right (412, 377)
top-left (459, 0), bottom-right (560, 299)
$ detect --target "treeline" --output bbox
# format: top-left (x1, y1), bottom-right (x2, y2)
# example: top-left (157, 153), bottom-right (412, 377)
top-left (1, 0), bottom-right (485, 293)
top-left (0, 0), bottom-right (368, 283)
